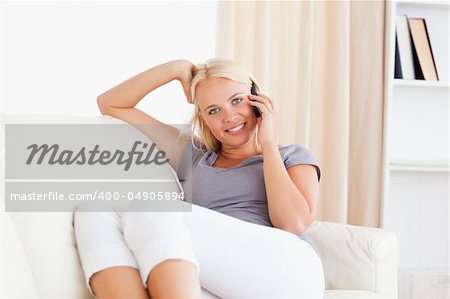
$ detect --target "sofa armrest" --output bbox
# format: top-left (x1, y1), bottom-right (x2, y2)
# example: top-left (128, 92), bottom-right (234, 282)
top-left (302, 221), bottom-right (398, 297)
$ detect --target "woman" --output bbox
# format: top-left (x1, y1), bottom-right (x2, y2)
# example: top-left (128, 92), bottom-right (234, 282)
top-left (74, 58), bottom-right (325, 299)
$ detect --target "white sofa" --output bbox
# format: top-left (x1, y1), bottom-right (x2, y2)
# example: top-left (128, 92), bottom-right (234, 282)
top-left (0, 113), bottom-right (399, 299)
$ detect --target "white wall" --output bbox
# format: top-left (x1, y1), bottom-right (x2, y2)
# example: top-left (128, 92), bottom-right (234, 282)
top-left (0, 1), bottom-right (217, 124)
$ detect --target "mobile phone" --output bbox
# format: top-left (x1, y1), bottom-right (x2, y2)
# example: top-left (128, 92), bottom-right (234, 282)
top-left (250, 82), bottom-right (262, 118)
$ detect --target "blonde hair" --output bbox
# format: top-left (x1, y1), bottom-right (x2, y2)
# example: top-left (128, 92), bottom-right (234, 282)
top-left (189, 58), bottom-right (261, 153)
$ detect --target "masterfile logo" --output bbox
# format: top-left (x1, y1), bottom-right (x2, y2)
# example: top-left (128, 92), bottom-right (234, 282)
top-left (25, 141), bottom-right (170, 171)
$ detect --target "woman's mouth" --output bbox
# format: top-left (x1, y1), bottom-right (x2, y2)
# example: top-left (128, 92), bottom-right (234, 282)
top-left (225, 122), bottom-right (246, 135)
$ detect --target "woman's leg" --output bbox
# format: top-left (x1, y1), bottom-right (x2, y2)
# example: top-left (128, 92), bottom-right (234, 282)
top-left (74, 202), bottom-right (149, 299)
top-left (179, 205), bottom-right (324, 299)
top-left (121, 206), bottom-right (202, 298)
top-left (184, 204), bottom-right (325, 299)
top-left (146, 259), bottom-right (201, 299)
top-left (122, 202), bottom-right (324, 299)
top-left (89, 266), bottom-right (150, 299)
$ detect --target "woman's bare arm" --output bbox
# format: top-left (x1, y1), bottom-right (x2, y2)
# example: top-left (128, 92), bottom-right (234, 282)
top-left (97, 59), bottom-right (194, 170)
top-left (97, 59), bottom-right (193, 109)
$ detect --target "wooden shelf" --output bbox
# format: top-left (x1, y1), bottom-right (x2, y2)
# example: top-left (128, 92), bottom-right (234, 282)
top-left (393, 79), bottom-right (450, 88)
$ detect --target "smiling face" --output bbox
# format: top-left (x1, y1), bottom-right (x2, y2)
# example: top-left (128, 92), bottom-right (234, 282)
top-left (194, 77), bottom-right (258, 150)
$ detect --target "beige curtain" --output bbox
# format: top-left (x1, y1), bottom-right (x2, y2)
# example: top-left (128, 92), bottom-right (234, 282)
top-left (216, 1), bottom-right (385, 227)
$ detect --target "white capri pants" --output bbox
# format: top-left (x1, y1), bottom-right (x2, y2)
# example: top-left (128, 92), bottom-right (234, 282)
top-left (74, 202), bottom-right (325, 299)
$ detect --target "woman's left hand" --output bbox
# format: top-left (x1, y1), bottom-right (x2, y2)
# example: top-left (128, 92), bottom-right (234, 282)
top-left (248, 91), bottom-right (279, 151)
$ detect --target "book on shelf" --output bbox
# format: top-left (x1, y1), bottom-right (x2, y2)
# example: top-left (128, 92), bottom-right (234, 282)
top-left (395, 15), bottom-right (416, 80)
top-left (408, 18), bottom-right (439, 81)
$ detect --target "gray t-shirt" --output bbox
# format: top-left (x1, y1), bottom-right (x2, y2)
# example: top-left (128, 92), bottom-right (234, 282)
top-left (177, 140), bottom-right (321, 228)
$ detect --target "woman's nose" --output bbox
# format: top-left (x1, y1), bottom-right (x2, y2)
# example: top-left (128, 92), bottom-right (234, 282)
top-left (223, 109), bottom-right (238, 123)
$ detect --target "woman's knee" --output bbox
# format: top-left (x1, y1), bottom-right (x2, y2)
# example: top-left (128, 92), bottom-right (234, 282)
top-left (146, 259), bottom-right (200, 299)
top-left (121, 211), bottom-right (187, 242)
top-left (73, 202), bottom-right (123, 247)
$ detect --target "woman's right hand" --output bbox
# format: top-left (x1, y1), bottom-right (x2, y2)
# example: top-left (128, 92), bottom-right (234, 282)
top-left (174, 59), bottom-right (195, 104)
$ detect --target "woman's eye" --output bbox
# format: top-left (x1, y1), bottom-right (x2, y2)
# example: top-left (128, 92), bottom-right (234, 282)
top-left (209, 108), bottom-right (219, 115)
top-left (232, 98), bottom-right (243, 104)
top-left (208, 98), bottom-right (242, 115)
